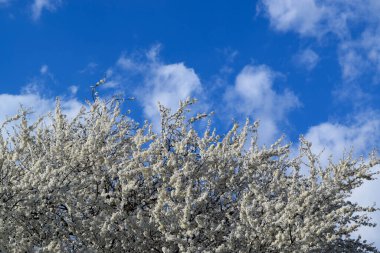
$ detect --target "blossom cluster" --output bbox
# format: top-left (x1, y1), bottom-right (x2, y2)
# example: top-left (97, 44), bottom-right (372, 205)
top-left (0, 98), bottom-right (378, 252)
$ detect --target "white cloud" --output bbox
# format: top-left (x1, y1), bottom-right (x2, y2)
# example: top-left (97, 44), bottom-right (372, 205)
top-left (225, 65), bottom-right (299, 144)
top-left (20, 66), bottom-right (56, 96)
top-left (334, 29), bottom-right (380, 104)
top-left (79, 62), bottom-right (98, 74)
top-left (59, 98), bottom-right (83, 119)
top-left (40, 64), bottom-right (49, 75)
top-left (259, 0), bottom-right (372, 38)
top-left (0, 94), bottom-right (51, 121)
top-left (136, 62), bottom-right (201, 129)
top-left (260, 0), bottom-right (380, 83)
top-left (339, 48), bottom-right (364, 82)
top-left (21, 82), bottom-right (43, 95)
top-left (117, 56), bottom-right (143, 72)
top-left (304, 117), bottom-right (380, 162)
top-left (0, 93), bottom-right (82, 124)
top-left (102, 80), bottom-right (120, 89)
top-left (294, 49), bottom-right (319, 71)
top-left (107, 46), bottom-right (202, 129)
top-left (31, 0), bottom-right (61, 20)
top-left (68, 85), bottom-right (78, 95)
top-left (0, 67), bottom-right (82, 124)
top-left (339, 29), bottom-right (380, 82)
top-left (139, 63), bottom-right (201, 123)
top-left (260, 0), bottom-right (326, 37)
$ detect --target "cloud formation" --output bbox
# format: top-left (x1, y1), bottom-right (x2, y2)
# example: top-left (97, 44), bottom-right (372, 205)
top-left (0, 93), bottom-right (83, 124)
top-left (339, 30), bottom-right (380, 82)
top-left (106, 45), bottom-right (202, 129)
top-left (259, 0), bottom-right (375, 38)
top-left (31, 0), bottom-right (61, 20)
top-left (225, 65), bottom-right (299, 144)
top-left (137, 63), bottom-right (201, 122)
top-left (40, 64), bottom-right (49, 75)
top-left (260, 0), bottom-right (380, 83)
top-left (68, 85), bottom-right (79, 95)
top-left (304, 113), bottom-right (380, 162)
top-left (0, 67), bottom-right (82, 125)
top-left (260, 0), bottom-right (326, 37)
top-left (107, 47), bottom-right (301, 142)
top-left (294, 49), bottom-right (319, 71)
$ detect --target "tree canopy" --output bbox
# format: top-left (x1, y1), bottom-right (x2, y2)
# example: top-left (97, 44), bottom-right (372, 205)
top-left (0, 98), bottom-right (378, 252)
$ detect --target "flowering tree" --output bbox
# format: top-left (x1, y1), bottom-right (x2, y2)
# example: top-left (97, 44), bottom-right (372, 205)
top-left (0, 97), bottom-right (379, 252)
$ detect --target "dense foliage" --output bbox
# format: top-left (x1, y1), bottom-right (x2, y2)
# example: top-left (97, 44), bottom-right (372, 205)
top-left (0, 98), bottom-right (378, 252)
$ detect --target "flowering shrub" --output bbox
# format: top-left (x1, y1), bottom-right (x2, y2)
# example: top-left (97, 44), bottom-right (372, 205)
top-left (0, 98), bottom-right (378, 252)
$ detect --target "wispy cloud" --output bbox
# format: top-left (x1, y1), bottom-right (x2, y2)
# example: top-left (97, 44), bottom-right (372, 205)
top-left (40, 64), bottom-right (49, 75)
top-left (224, 65), bottom-right (299, 144)
top-left (79, 62), bottom-right (98, 74)
top-left (21, 64), bottom-right (57, 96)
top-left (104, 45), bottom-right (203, 129)
top-left (339, 29), bottom-right (380, 82)
top-left (260, 0), bottom-right (380, 77)
top-left (31, 0), bottom-right (62, 21)
top-left (293, 49), bottom-right (319, 71)
top-left (68, 85), bottom-right (79, 96)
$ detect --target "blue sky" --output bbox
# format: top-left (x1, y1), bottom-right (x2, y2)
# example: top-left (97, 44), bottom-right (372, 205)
top-left (1, 0), bottom-right (380, 246)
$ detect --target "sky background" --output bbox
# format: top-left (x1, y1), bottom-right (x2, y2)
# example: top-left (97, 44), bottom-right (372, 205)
top-left (1, 0), bottom-right (380, 247)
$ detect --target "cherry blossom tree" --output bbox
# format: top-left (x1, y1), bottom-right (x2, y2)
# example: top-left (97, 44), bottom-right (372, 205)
top-left (0, 97), bottom-right (378, 252)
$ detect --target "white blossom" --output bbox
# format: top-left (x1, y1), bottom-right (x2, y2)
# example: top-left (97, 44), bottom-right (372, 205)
top-left (0, 97), bottom-right (378, 252)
